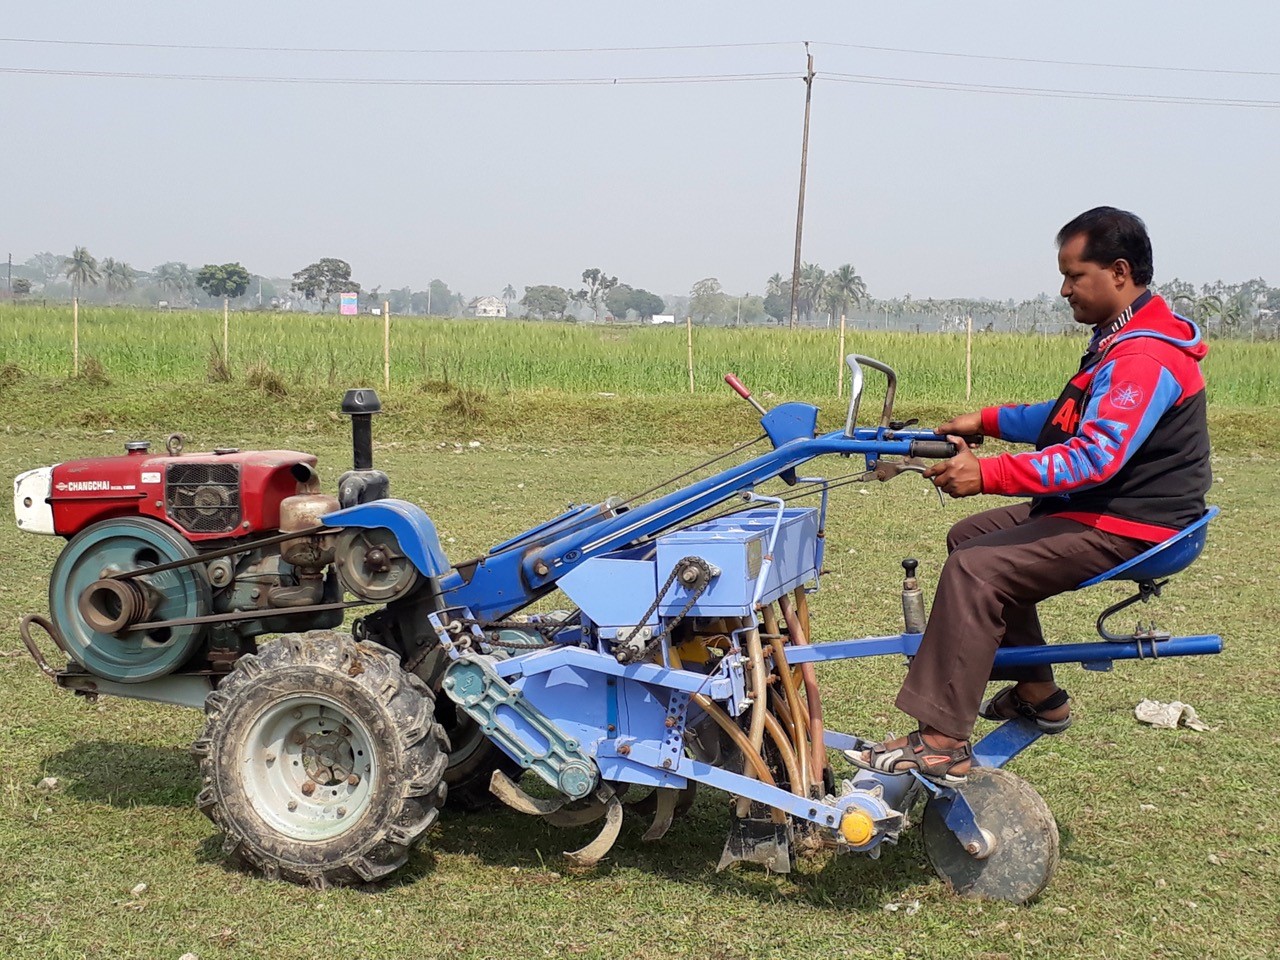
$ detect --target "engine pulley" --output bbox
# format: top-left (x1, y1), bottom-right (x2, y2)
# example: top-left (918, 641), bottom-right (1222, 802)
top-left (333, 527), bottom-right (419, 602)
top-left (50, 516), bottom-right (212, 682)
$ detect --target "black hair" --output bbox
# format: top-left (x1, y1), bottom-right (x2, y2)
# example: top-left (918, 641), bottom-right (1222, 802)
top-left (1056, 206), bottom-right (1153, 286)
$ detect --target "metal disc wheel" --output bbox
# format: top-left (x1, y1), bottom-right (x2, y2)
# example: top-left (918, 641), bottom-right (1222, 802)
top-left (194, 630), bottom-right (448, 887)
top-left (49, 516), bottom-right (211, 682)
top-left (922, 766), bottom-right (1059, 904)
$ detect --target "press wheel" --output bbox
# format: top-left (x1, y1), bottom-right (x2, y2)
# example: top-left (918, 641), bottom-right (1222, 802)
top-left (922, 766), bottom-right (1059, 904)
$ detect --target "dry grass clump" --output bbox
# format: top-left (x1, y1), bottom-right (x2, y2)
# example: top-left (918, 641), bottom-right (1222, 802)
top-left (441, 386), bottom-right (487, 421)
top-left (246, 362), bottom-right (288, 398)
top-left (78, 356), bottom-right (110, 386)
top-left (207, 337), bottom-right (232, 383)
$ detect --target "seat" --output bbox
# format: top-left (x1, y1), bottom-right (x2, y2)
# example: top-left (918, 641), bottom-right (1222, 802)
top-left (1077, 506), bottom-right (1218, 588)
top-left (1076, 507), bottom-right (1218, 642)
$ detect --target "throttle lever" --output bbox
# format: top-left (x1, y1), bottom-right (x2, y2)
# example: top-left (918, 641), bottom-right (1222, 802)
top-left (723, 373), bottom-right (767, 415)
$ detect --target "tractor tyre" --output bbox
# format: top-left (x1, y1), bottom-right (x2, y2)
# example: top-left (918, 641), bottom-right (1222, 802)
top-left (436, 702), bottom-right (524, 811)
top-left (413, 643), bottom-right (522, 811)
top-left (193, 630), bottom-right (448, 888)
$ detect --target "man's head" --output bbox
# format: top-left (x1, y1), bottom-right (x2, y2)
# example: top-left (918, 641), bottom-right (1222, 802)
top-left (1056, 206), bottom-right (1152, 327)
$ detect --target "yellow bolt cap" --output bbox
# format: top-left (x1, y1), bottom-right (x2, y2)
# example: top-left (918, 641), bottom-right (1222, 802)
top-left (840, 810), bottom-right (875, 846)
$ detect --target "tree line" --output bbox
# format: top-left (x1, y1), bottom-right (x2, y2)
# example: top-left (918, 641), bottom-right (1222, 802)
top-left (7, 248), bottom-right (1278, 337)
top-left (7, 249), bottom-right (470, 316)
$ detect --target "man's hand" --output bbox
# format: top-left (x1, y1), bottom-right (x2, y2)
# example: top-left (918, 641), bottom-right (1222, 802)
top-left (923, 436), bottom-right (984, 498)
top-left (935, 411), bottom-right (983, 437)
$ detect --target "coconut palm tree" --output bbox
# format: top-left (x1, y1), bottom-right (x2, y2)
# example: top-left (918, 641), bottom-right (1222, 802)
top-left (502, 284), bottom-right (517, 301)
top-left (797, 262), bottom-right (827, 324)
top-left (153, 262), bottom-right (196, 306)
top-left (766, 272), bottom-right (785, 297)
top-left (102, 258), bottom-right (137, 300)
top-left (63, 246), bottom-right (101, 295)
top-left (827, 264), bottom-right (867, 320)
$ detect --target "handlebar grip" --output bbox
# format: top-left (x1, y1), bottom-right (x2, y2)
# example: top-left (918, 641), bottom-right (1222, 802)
top-left (723, 373), bottom-right (752, 400)
top-left (909, 440), bottom-right (959, 459)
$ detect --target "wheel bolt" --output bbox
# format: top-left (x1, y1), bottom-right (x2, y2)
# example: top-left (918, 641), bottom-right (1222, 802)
top-left (287, 800), bottom-right (298, 811)
top-left (336, 806), bottom-right (347, 818)
top-left (292, 709), bottom-right (303, 719)
top-left (264, 752), bottom-right (276, 764)
top-left (347, 774), bottom-right (360, 786)
top-left (965, 842), bottom-right (981, 855)
top-left (301, 781), bottom-right (316, 796)
top-left (292, 732), bottom-right (306, 745)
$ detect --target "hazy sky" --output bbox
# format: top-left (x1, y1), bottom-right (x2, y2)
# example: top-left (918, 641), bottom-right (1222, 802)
top-left (5, 2), bottom-right (1278, 302)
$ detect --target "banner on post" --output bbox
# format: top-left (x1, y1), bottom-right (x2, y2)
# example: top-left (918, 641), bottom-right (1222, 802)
top-left (339, 292), bottom-right (359, 316)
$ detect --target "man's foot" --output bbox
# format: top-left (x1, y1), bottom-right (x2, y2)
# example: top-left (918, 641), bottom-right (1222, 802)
top-left (844, 729), bottom-right (971, 783)
top-left (979, 683), bottom-right (1072, 734)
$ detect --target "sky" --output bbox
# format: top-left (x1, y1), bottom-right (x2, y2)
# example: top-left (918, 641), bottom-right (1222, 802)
top-left (4, 2), bottom-right (1278, 303)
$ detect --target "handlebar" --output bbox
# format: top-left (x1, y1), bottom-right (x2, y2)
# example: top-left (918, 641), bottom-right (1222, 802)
top-left (907, 436), bottom-right (983, 459)
top-left (844, 355), bottom-right (898, 436)
top-left (909, 440), bottom-right (959, 459)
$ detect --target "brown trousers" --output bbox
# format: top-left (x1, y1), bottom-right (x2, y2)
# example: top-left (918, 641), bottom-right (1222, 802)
top-left (895, 503), bottom-right (1146, 739)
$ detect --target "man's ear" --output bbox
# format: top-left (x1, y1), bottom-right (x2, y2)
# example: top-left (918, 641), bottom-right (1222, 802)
top-left (1111, 258), bottom-right (1133, 287)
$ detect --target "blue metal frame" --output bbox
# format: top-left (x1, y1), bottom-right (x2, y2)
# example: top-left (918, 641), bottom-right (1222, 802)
top-left (333, 378), bottom-right (1224, 857)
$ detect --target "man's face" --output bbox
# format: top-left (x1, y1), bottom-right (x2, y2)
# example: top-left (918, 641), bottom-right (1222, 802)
top-left (1058, 232), bottom-right (1125, 327)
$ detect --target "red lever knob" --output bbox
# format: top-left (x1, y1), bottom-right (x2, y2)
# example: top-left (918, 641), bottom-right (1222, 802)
top-left (724, 373), bottom-right (752, 399)
top-left (724, 373), bottom-right (767, 415)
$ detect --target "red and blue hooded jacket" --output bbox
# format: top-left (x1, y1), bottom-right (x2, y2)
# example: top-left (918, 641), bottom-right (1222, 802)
top-left (977, 292), bottom-right (1210, 542)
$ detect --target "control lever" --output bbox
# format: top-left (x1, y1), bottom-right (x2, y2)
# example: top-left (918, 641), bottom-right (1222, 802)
top-left (723, 373), bottom-right (767, 416)
top-left (864, 457), bottom-right (945, 506)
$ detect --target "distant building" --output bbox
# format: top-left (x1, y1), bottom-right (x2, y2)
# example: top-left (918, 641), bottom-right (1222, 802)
top-left (469, 295), bottom-right (507, 318)
top-left (651, 314), bottom-right (676, 325)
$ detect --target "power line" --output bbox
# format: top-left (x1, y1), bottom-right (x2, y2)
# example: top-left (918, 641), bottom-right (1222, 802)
top-left (823, 71), bottom-right (1280, 108)
top-left (814, 40), bottom-right (1280, 80)
top-left (0, 66), bottom-right (800, 86)
top-left (7, 62), bottom-right (1272, 108)
top-left (3, 33), bottom-right (1275, 82)
top-left (0, 36), bottom-right (797, 55)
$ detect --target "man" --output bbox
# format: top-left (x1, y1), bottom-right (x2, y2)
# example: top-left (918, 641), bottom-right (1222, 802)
top-left (851, 206), bottom-right (1211, 783)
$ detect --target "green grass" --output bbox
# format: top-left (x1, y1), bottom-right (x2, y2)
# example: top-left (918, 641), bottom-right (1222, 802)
top-left (2, 302), bottom-right (1277, 406)
top-left (0, 343), bottom-right (1276, 959)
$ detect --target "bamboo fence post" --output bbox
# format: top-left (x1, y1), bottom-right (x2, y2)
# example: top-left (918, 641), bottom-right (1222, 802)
top-left (223, 297), bottom-right (229, 365)
top-left (72, 296), bottom-right (79, 377)
top-left (383, 300), bottom-right (391, 390)
top-left (965, 314), bottom-right (973, 401)
top-left (837, 313), bottom-right (847, 398)
top-left (686, 315), bottom-right (694, 394)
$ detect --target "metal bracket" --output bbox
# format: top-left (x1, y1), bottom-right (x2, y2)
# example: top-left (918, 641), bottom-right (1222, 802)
top-left (911, 774), bottom-right (996, 860)
top-left (441, 653), bottom-right (599, 800)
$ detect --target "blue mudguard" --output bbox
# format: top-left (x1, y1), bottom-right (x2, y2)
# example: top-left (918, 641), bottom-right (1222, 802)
top-left (322, 499), bottom-right (451, 577)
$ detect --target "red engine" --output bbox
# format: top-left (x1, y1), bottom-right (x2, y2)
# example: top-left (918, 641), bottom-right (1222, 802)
top-left (48, 442), bottom-right (318, 540)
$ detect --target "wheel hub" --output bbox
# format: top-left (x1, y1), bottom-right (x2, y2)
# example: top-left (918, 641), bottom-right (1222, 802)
top-left (243, 696), bottom-right (378, 841)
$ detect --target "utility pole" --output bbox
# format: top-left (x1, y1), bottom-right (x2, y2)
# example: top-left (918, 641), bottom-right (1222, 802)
top-left (6, 253), bottom-right (10, 293)
top-left (789, 42), bottom-right (815, 331)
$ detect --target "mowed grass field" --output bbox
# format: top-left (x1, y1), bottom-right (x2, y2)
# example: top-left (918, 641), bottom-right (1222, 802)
top-left (0, 308), bottom-right (1277, 959)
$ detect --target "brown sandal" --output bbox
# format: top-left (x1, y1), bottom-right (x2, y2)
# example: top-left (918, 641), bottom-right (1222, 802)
top-left (979, 685), bottom-right (1072, 734)
top-left (846, 730), bottom-right (971, 784)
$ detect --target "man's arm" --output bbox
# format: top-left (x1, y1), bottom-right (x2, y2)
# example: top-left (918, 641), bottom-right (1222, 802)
top-left (977, 400), bottom-right (1057, 445)
top-left (977, 354), bottom-right (1183, 497)
top-left (937, 401), bottom-right (1054, 446)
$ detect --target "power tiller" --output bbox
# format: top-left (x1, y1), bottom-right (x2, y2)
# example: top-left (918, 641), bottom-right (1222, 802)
top-left (14, 357), bottom-right (1221, 901)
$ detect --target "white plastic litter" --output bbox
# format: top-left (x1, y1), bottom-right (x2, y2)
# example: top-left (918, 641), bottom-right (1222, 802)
top-left (883, 899), bottom-right (921, 915)
top-left (1135, 699), bottom-right (1210, 731)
